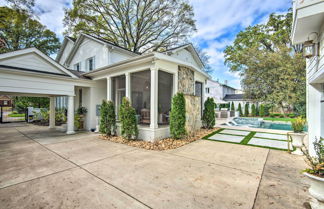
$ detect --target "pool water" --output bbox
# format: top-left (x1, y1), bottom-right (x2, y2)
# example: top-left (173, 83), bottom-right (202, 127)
top-left (227, 117), bottom-right (308, 131)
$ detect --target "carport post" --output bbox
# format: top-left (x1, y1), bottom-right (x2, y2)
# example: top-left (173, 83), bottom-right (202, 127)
top-left (66, 95), bottom-right (75, 134)
top-left (49, 96), bottom-right (55, 129)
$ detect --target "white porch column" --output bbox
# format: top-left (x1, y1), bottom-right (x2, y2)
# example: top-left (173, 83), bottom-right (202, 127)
top-left (106, 76), bottom-right (112, 101)
top-left (150, 68), bottom-right (158, 129)
top-left (125, 72), bottom-right (131, 99)
top-left (49, 96), bottom-right (55, 129)
top-left (173, 71), bottom-right (178, 95)
top-left (66, 95), bottom-right (75, 134)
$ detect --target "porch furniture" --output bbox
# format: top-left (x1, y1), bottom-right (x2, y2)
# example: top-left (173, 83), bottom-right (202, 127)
top-left (140, 108), bottom-right (150, 124)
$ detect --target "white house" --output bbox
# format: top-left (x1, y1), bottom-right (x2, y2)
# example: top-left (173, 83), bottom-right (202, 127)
top-left (0, 34), bottom-right (209, 141)
top-left (204, 79), bottom-right (236, 103)
top-left (291, 0), bottom-right (324, 155)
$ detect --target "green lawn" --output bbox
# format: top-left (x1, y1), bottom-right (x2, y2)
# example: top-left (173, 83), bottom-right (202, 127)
top-left (263, 117), bottom-right (293, 122)
top-left (8, 113), bottom-right (25, 117)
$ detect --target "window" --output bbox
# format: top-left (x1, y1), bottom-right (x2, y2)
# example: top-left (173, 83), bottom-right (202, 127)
top-left (87, 57), bottom-right (95, 71)
top-left (206, 88), bottom-right (210, 94)
top-left (79, 89), bottom-right (82, 107)
top-left (74, 62), bottom-right (81, 71)
top-left (3, 101), bottom-right (8, 105)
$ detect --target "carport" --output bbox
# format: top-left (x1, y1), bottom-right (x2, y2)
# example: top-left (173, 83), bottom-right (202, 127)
top-left (0, 48), bottom-right (78, 134)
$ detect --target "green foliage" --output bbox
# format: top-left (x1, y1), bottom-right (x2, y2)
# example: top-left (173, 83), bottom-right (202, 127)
top-left (55, 109), bottom-right (66, 124)
top-left (100, 100), bottom-right (117, 136)
top-left (302, 137), bottom-right (324, 177)
top-left (119, 97), bottom-right (138, 140)
top-left (76, 106), bottom-right (88, 115)
top-left (264, 104), bottom-right (270, 116)
top-left (291, 117), bottom-right (305, 133)
top-left (237, 103), bottom-right (243, 116)
top-left (202, 97), bottom-right (216, 129)
top-left (259, 104), bottom-right (265, 117)
top-left (0, 7), bottom-right (61, 55)
top-left (244, 103), bottom-right (249, 117)
top-left (64, 0), bottom-right (196, 54)
top-left (170, 93), bottom-right (186, 139)
top-left (74, 114), bottom-right (81, 130)
top-left (255, 104), bottom-right (259, 116)
top-left (251, 104), bottom-right (256, 117)
top-left (230, 102), bottom-right (235, 111)
top-left (13, 96), bottom-right (49, 113)
top-left (224, 11), bottom-right (305, 114)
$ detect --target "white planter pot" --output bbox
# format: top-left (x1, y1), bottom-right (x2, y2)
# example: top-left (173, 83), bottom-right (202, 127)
top-left (289, 132), bottom-right (306, 155)
top-left (304, 172), bottom-right (324, 209)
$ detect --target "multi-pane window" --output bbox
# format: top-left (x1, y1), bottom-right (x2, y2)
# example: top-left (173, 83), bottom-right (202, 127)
top-left (74, 62), bottom-right (81, 71)
top-left (87, 57), bottom-right (95, 71)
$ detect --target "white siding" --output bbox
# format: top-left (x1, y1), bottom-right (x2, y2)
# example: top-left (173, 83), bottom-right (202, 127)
top-left (70, 39), bottom-right (108, 72)
top-left (204, 80), bottom-right (223, 102)
top-left (111, 50), bottom-right (134, 64)
top-left (170, 49), bottom-right (200, 69)
top-left (58, 40), bottom-right (74, 65)
top-left (0, 53), bottom-right (67, 75)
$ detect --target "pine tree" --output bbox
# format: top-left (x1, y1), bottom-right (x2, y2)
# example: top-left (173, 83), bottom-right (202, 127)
top-left (202, 97), bottom-right (216, 129)
top-left (244, 103), bottom-right (249, 117)
top-left (237, 103), bottom-right (243, 116)
top-left (251, 104), bottom-right (256, 117)
top-left (231, 102), bottom-right (235, 111)
top-left (259, 104), bottom-right (265, 117)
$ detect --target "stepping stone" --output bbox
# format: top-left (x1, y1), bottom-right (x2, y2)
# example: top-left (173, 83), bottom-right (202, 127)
top-left (209, 134), bottom-right (245, 143)
top-left (248, 138), bottom-right (288, 149)
top-left (254, 133), bottom-right (287, 141)
top-left (220, 129), bottom-right (250, 136)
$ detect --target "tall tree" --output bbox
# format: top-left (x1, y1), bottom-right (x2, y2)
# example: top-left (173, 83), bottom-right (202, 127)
top-left (224, 11), bottom-right (305, 114)
top-left (0, 7), bottom-right (61, 55)
top-left (64, 0), bottom-right (196, 53)
top-left (4, 0), bottom-right (35, 13)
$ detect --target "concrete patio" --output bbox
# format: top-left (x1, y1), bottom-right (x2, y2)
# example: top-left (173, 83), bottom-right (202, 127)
top-left (0, 124), bottom-right (310, 209)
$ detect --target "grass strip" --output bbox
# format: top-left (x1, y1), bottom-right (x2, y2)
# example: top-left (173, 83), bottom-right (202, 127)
top-left (241, 131), bottom-right (256, 145)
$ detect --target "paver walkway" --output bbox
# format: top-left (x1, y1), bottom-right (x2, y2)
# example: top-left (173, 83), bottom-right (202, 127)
top-left (205, 128), bottom-right (290, 150)
top-left (0, 124), bottom-right (310, 209)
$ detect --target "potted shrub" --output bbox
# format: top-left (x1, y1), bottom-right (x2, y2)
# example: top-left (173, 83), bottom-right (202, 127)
top-left (289, 117), bottom-right (306, 155)
top-left (76, 106), bottom-right (88, 130)
top-left (302, 138), bottom-right (324, 209)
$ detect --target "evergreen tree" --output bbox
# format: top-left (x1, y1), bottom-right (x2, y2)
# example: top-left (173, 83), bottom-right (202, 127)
top-left (237, 103), bottom-right (243, 116)
top-left (259, 104), bottom-right (265, 117)
top-left (251, 104), bottom-right (256, 117)
top-left (202, 97), bottom-right (216, 129)
top-left (231, 102), bottom-right (235, 111)
top-left (244, 103), bottom-right (249, 117)
top-left (119, 97), bottom-right (138, 139)
top-left (170, 93), bottom-right (186, 139)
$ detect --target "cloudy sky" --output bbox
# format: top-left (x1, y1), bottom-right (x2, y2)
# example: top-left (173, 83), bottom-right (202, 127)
top-left (1, 0), bottom-right (291, 89)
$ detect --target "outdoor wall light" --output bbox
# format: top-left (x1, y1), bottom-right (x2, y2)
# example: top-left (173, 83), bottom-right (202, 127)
top-left (303, 40), bottom-right (316, 58)
top-left (303, 32), bottom-right (319, 58)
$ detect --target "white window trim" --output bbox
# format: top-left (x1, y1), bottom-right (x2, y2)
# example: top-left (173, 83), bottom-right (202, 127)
top-left (74, 62), bottom-right (81, 72)
top-left (86, 56), bottom-right (95, 72)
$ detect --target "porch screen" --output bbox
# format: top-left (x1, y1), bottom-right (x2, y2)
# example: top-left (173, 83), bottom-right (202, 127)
top-left (131, 70), bottom-right (151, 125)
top-left (158, 71), bottom-right (173, 125)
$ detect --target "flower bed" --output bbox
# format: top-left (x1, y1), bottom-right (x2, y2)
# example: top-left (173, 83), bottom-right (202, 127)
top-left (99, 128), bottom-right (219, 150)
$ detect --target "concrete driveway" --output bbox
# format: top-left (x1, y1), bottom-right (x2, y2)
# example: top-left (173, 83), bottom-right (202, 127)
top-left (0, 124), bottom-right (310, 209)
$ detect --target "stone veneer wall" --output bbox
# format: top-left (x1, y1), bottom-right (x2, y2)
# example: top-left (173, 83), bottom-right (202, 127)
top-left (178, 66), bottom-right (194, 95)
top-left (178, 66), bottom-right (202, 135)
top-left (184, 95), bottom-right (202, 135)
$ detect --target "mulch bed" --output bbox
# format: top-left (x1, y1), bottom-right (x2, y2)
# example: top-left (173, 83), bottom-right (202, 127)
top-left (99, 127), bottom-right (219, 151)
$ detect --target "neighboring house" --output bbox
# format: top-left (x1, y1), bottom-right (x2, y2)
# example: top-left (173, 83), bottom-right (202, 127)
top-left (0, 33), bottom-right (209, 141)
top-left (0, 95), bottom-right (12, 107)
top-left (291, 0), bottom-right (324, 155)
top-left (205, 79), bottom-right (236, 103)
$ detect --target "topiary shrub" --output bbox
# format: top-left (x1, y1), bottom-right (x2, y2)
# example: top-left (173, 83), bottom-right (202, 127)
top-left (119, 97), bottom-right (138, 140)
top-left (170, 93), bottom-right (186, 139)
top-left (202, 97), bottom-right (216, 129)
top-left (256, 104), bottom-right (259, 116)
top-left (251, 104), bottom-right (256, 117)
top-left (259, 104), bottom-right (265, 117)
top-left (99, 100), bottom-right (108, 134)
top-left (244, 103), bottom-right (249, 117)
top-left (237, 103), bottom-right (243, 116)
top-left (231, 102), bottom-right (235, 111)
top-left (264, 104), bottom-right (270, 116)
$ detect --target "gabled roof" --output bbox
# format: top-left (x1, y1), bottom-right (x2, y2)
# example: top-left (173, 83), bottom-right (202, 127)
top-left (162, 43), bottom-right (205, 68)
top-left (63, 33), bottom-right (140, 66)
top-left (55, 36), bottom-right (76, 62)
top-left (0, 48), bottom-right (78, 78)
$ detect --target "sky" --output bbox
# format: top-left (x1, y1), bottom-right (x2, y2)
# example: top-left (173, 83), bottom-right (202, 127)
top-left (1, 0), bottom-right (291, 89)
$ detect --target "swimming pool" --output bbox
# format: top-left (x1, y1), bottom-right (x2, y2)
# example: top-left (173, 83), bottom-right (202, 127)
top-left (225, 117), bottom-right (307, 131)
